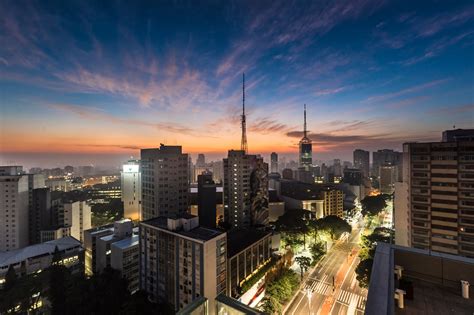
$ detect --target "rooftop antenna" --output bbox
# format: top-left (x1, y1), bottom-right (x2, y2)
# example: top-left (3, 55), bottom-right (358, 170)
top-left (304, 104), bottom-right (307, 138)
top-left (241, 73), bottom-right (248, 153)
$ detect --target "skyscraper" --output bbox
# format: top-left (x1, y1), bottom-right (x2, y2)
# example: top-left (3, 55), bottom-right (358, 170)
top-left (140, 144), bottom-right (189, 220)
top-left (30, 188), bottom-right (53, 245)
top-left (299, 104), bottom-right (312, 169)
top-left (353, 149), bottom-right (370, 178)
top-left (196, 154), bottom-right (206, 167)
top-left (395, 129), bottom-right (474, 257)
top-left (372, 149), bottom-right (402, 178)
top-left (270, 152), bottom-right (278, 173)
top-left (223, 150), bottom-right (269, 229)
top-left (121, 159), bottom-right (141, 221)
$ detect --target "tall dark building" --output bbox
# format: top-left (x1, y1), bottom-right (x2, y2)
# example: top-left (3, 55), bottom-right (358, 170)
top-left (140, 145), bottom-right (189, 220)
top-left (299, 104), bottom-right (312, 169)
top-left (197, 173), bottom-right (217, 228)
top-left (442, 128), bottom-right (474, 142)
top-left (343, 168), bottom-right (363, 186)
top-left (353, 149), bottom-right (370, 178)
top-left (270, 152), bottom-right (278, 173)
top-left (196, 154), bottom-right (206, 167)
top-left (282, 168), bottom-right (293, 180)
top-left (30, 188), bottom-right (53, 244)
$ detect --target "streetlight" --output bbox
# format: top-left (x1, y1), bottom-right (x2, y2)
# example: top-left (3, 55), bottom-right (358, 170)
top-left (306, 288), bottom-right (313, 315)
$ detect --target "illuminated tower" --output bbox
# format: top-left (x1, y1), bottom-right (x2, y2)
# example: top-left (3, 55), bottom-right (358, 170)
top-left (299, 104), bottom-right (313, 169)
top-left (241, 73), bottom-right (248, 153)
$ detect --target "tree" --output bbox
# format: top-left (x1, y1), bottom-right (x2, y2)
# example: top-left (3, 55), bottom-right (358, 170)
top-left (275, 209), bottom-right (311, 249)
top-left (261, 296), bottom-right (282, 314)
top-left (4, 266), bottom-right (17, 291)
top-left (361, 195), bottom-right (387, 217)
top-left (295, 256), bottom-right (312, 280)
top-left (317, 216), bottom-right (351, 240)
top-left (355, 258), bottom-right (373, 288)
top-left (309, 242), bottom-right (325, 265)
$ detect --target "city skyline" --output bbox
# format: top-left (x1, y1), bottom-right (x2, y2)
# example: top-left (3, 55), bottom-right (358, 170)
top-left (1, 1), bottom-right (474, 168)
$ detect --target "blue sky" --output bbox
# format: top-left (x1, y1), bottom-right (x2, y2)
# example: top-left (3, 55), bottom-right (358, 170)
top-left (0, 0), bottom-right (473, 168)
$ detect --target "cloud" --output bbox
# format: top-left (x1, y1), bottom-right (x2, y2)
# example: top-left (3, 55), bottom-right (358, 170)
top-left (384, 95), bottom-right (431, 109)
top-left (248, 117), bottom-right (290, 134)
top-left (49, 103), bottom-right (198, 135)
top-left (315, 86), bottom-right (349, 96)
top-left (364, 78), bottom-right (450, 104)
top-left (427, 103), bottom-right (474, 115)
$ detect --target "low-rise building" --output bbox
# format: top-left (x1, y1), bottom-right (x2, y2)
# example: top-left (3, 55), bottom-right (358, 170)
top-left (0, 236), bottom-right (83, 287)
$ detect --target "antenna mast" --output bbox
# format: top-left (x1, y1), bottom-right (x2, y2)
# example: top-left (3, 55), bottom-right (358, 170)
top-left (241, 73), bottom-right (248, 153)
top-left (304, 104), bottom-right (307, 138)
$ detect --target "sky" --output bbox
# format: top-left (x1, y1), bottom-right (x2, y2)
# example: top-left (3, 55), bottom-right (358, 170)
top-left (1, 0), bottom-right (473, 169)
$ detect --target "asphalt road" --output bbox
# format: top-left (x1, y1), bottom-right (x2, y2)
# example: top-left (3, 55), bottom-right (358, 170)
top-left (284, 226), bottom-right (367, 315)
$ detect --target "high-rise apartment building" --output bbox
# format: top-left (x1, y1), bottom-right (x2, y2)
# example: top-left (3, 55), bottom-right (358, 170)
top-left (140, 214), bottom-right (227, 312)
top-left (379, 164), bottom-right (397, 194)
top-left (62, 201), bottom-right (91, 243)
top-left (299, 105), bottom-right (313, 169)
top-left (110, 234), bottom-right (140, 293)
top-left (270, 152), bottom-right (278, 173)
top-left (141, 145), bottom-right (189, 220)
top-left (0, 166), bottom-right (30, 251)
top-left (223, 150), bottom-right (269, 229)
top-left (196, 154), bottom-right (206, 167)
top-left (396, 130), bottom-right (474, 257)
top-left (121, 159), bottom-right (142, 221)
top-left (353, 149), bottom-right (370, 178)
top-left (30, 188), bottom-right (53, 244)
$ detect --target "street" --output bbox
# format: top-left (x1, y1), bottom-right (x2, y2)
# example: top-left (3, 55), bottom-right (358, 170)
top-left (284, 226), bottom-right (366, 315)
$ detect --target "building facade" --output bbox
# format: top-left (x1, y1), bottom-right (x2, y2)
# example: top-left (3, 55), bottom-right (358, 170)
top-left (223, 150), bottom-right (269, 229)
top-left (353, 149), bottom-right (370, 178)
top-left (141, 145), bottom-right (189, 220)
top-left (63, 201), bottom-right (92, 243)
top-left (398, 135), bottom-right (474, 257)
top-left (0, 166), bottom-right (30, 251)
top-left (121, 159), bottom-right (142, 221)
top-left (110, 234), bottom-right (140, 293)
top-left (270, 152), bottom-right (278, 174)
top-left (140, 215), bottom-right (227, 312)
top-left (198, 173), bottom-right (217, 229)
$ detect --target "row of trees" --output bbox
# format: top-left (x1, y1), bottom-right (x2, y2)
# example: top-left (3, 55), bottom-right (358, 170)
top-left (261, 267), bottom-right (300, 314)
top-left (275, 209), bottom-right (352, 253)
top-left (355, 227), bottom-right (394, 288)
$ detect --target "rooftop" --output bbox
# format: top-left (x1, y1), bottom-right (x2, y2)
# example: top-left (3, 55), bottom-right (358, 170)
top-left (141, 215), bottom-right (224, 242)
top-left (227, 228), bottom-right (272, 258)
top-left (111, 235), bottom-right (139, 249)
top-left (0, 236), bottom-right (82, 267)
top-left (279, 179), bottom-right (340, 200)
top-left (366, 243), bottom-right (474, 315)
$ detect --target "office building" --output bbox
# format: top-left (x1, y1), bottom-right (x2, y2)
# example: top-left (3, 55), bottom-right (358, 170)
top-left (198, 173), bottom-right (217, 229)
top-left (343, 168), bottom-right (363, 186)
top-left (121, 159), bottom-right (142, 221)
top-left (270, 152), bottom-right (278, 173)
top-left (140, 214), bottom-right (227, 312)
top-left (84, 224), bottom-right (114, 276)
top-left (365, 243), bottom-right (474, 315)
top-left (141, 145), bottom-right (189, 220)
top-left (442, 128), bottom-right (474, 142)
top-left (226, 229), bottom-right (272, 299)
top-left (372, 149), bottom-right (402, 178)
top-left (282, 168), bottom-right (293, 180)
top-left (210, 161), bottom-right (224, 184)
top-left (380, 164), bottom-right (397, 194)
top-left (299, 105), bottom-right (312, 169)
top-left (0, 166), bottom-right (30, 251)
top-left (397, 133), bottom-right (474, 257)
top-left (40, 226), bottom-right (71, 243)
top-left (278, 180), bottom-right (344, 218)
top-left (353, 149), bottom-right (370, 178)
top-left (0, 236), bottom-right (83, 287)
top-left (63, 201), bottom-right (91, 243)
top-left (223, 150), bottom-right (269, 229)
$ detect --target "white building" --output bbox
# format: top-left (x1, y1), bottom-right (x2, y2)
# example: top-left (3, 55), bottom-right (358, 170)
top-left (121, 160), bottom-right (142, 221)
top-left (0, 166), bottom-right (30, 251)
top-left (63, 201), bottom-right (91, 243)
top-left (140, 214), bottom-right (227, 313)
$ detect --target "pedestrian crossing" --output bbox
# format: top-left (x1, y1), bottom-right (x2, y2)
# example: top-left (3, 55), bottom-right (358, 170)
top-left (336, 289), bottom-right (366, 310)
top-left (304, 274), bottom-right (332, 296)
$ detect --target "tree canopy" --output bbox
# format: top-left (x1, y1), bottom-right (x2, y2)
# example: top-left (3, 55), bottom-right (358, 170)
top-left (317, 215), bottom-right (351, 240)
top-left (361, 195), bottom-right (387, 217)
